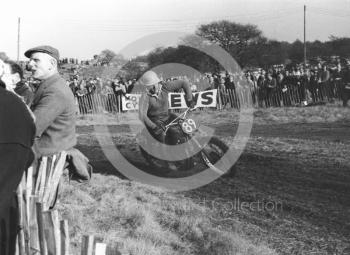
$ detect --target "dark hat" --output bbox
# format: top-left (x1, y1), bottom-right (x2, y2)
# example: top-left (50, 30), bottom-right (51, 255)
top-left (24, 45), bottom-right (60, 61)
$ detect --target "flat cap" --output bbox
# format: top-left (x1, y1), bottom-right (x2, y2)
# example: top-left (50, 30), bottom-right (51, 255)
top-left (24, 45), bottom-right (60, 61)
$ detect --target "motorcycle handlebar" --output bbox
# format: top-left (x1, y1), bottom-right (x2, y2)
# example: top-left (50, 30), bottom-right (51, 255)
top-left (164, 107), bottom-right (197, 130)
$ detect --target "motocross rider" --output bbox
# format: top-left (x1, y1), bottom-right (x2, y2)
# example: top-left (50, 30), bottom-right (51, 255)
top-left (138, 70), bottom-right (196, 144)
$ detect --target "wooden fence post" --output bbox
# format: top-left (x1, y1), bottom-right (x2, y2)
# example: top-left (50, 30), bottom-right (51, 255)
top-left (105, 244), bottom-right (119, 255)
top-left (36, 202), bottom-right (47, 255)
top-left (81, 235), bottom-right (94, 255)
top-left (23, 168), bottom-right (32, 255)
top-left (16, 180), bottom-right (25, 255)
top-left (60, 220), bottom-right (70, 255)
top-left (29, 196), bottom-right (40, 255)
top-left (42, 210), bottom-right (61, 255)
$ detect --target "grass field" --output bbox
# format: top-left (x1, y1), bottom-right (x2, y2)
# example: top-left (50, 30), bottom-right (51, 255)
top-left (58, 105), bottom-right (350, 254)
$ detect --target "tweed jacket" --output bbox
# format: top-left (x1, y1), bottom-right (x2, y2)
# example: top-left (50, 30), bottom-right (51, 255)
top-left (31, 73), bottom-right (76, 157)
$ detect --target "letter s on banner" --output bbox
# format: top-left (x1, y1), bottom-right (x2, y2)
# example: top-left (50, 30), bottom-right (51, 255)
top-left (196, 89), bottom-right (217, 108)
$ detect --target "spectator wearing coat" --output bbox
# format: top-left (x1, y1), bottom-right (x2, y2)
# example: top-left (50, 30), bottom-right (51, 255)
top-left (25, 45), bottom-right (77, 208)
top-left (257, 71), bottom-right (266, 107)
top-left (0, 57), bottom-right (35, 253)
top-left (341, 65), bottom-right (350, 107)
top-left (265, 72), bottom-right (278, 107)
top-left (300, 71), bottom-right (310, 105)
top-left (69, 78), bottom-right (79, 97)
top-left (317, 65), bottom-right (331, 101)
top-left (76, 81), bottom-right (89, 114)
top-left (112, 77), bottom-right (127, 112)
top-left (309, 70), bottom-right (319, 102)
top-left (331, 64), bottom-right (343, 100)
top-left (280, 74), bottom-right (292, 106)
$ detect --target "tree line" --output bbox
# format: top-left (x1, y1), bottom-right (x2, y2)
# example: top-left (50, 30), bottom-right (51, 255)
top-left (126, 20), bottom-right (350, 75)
top-left (61, 20), bottom-right (350, 80)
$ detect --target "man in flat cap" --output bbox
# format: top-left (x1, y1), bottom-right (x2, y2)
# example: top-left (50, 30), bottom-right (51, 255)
top-left (25, 45), bottom-right (76, 208)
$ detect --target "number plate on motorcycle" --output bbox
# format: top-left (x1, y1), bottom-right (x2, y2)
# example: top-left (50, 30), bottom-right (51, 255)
top-left (181, 118), bottom-right (197, 134)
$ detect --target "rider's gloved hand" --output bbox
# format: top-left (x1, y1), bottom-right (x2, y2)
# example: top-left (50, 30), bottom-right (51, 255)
top-left (153, 125), bottom-right (166, 142)
top-left (186, 99), bottom-right (196, 109)
top-left (153, 125), bottom-right (164, 135)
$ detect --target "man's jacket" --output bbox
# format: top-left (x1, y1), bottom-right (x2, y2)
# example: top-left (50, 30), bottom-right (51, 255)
top-left (31, 73), bottom-right (76, 157)
top-left (14, 82), bottom-right (34, 106)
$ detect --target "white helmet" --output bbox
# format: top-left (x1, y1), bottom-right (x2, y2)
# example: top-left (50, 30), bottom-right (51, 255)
top-left (139, 70), bottom-right (161, 87)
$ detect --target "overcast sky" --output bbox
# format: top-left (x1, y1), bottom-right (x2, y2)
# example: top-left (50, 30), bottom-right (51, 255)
top-left (1, 0), bottom-right (350, 60)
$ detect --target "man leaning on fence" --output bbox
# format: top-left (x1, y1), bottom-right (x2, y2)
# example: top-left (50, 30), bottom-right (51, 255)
top-left (25, 45), bottom-right (77, 209)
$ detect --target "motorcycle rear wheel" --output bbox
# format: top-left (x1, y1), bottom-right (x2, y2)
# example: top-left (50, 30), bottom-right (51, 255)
top-left (198, 137), bottom-right (236, 177)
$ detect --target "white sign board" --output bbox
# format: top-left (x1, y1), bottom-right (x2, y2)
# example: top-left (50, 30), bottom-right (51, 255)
top-left (168, 89), bottom-right (217, 109)
top-left (121, 94), bottom-right (142, 111)
top-left (121, 89), bottom-right (217, 110)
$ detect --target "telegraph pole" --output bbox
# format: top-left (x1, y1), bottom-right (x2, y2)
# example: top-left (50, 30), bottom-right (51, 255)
top-left (304, 5), bottom-right (306, 68)
top-left (17, 17), bottom-right (20, 62)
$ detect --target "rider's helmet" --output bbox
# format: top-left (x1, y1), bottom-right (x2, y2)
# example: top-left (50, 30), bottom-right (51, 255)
top-left (139, 70), bottom-right (161, 87)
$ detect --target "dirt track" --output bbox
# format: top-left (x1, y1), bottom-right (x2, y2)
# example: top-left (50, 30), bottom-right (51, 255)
top-left (77, 120), bottom-right (350, 142)
top-left (76, 120), bottom-right (350, 254)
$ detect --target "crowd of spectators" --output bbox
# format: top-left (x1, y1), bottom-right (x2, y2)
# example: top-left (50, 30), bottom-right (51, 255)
top-left (147, 61), bottom-right (350, 108)
top-left (22, 60), bottom-right (350, 114)
top-left (65, 73), bottom-right (136, 113)
top-left (201, 61), bottom-right (350, 108)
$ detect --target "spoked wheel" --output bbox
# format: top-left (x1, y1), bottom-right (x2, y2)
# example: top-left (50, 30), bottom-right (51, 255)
top-left (199, 137), bottom-right (236, 177)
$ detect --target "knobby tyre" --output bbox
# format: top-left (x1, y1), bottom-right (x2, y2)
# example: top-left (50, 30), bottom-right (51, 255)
top-left (199, 136), bottom-right (236, 177)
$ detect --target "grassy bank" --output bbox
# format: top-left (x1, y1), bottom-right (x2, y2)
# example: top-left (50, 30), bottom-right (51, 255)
top-left (64, 104), bottom-right (350, 254)
top-left (57, 174), bottom-right (276, 255)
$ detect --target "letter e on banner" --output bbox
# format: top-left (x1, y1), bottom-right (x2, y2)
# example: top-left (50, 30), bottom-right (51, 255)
top-left (169, 93), bottom-right (187, 109)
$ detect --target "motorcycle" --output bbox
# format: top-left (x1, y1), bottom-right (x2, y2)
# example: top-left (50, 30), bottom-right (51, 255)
top-left (137, 107), bottom-right (236, 176)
